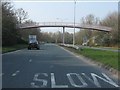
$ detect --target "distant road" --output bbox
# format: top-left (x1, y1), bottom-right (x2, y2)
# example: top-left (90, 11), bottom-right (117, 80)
top-left (2, 44), bottom-right (119, 88)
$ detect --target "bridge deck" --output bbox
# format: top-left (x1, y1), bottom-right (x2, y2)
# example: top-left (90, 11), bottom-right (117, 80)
top-left (18, 22), bottom-right (112, 32)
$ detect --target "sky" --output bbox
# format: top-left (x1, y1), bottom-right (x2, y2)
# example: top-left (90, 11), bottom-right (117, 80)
top-left (12, 0), bottom-right (118, 33)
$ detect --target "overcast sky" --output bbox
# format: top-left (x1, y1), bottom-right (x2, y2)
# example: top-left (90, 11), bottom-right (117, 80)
top-left (12, 0), bottom-right (118, 33)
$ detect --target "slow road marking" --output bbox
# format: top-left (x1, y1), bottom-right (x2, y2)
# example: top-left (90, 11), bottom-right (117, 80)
top-left (31, 72), bottom-right (119, 88)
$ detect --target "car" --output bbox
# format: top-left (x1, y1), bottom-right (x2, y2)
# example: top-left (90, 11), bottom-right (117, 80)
top-left (28, 35), bottom-right (40, 50)
top-left (28, 41), bottom-right (40, 50)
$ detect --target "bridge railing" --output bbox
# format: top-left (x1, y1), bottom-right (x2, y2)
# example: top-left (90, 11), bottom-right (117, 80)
top-left (18, 22), bottom-right (112, 32)
top-left (38, 22), bottom-right (80, 26)
top-left (18, 22), bottom-right (81, 28)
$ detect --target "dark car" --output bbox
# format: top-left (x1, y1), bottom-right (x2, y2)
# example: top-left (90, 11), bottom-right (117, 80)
top-left (28, 41), bottom-right (40, 50)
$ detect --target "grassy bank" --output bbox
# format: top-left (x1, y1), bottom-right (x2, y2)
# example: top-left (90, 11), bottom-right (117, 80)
top-left (62, 46), bottom-right (119, 71)
top-left (2, 44), bottom-right (28, 53)
top-left (95, 46), bottom-right (120, 50)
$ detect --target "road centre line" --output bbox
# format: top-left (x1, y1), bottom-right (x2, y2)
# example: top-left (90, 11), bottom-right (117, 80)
top-left (29, 59), bottom-right (32, 62)
top-left (12, 70), bottom-right (20, 77)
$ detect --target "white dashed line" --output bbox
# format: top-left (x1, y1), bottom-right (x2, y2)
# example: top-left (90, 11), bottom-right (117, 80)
top-left (12, 70), bottom-right (20, 77)
top-left (29, 59), bottom-right (32, 62)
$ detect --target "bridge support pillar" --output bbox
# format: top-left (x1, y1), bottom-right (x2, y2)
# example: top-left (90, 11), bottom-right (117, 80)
top-left (63, 27), bottom-right (65, 44)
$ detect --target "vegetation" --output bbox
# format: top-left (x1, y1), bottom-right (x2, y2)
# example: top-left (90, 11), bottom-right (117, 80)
top-left (75, 13), bottom-right (119, 47)
top-left (19, 20), bottom-right (41, 42)
top-left (2, 2), bottom-right (39, 53)
top-left (62, 46), bottom-right (119, 71)
top-left (39, 31), bottom-right (73, 43)
top-left (2, 2), bottom-right (29, 46)
top-left (2, 44), bottom-right (28, 53)
top-left (37, 12), bottom-right (119, 47)
top-left (2, 2), bottom-right (19, 46)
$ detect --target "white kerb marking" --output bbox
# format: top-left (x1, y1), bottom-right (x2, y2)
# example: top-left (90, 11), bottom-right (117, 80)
top-left (12, 70), bottom-right (20, 77)
top-left (76, 56), bottom-right (79, 58)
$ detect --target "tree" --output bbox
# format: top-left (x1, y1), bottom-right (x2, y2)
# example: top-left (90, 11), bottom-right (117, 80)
top-left (19, 20), bottom-right (41, 42)
top-left (76, 14), bottom-right (100, 46)
top-left (75, 30), bottom-right (85, 45)
top-left (100, 11), bottom-right (118, 46)
top-left (15, 8), bottom-right (28, 24)
top-left (2, 2), bottom-right (30, 46)
top-left (64, 32), bottom-right (73, 44)
top-left (2, 2), bottom-right (18, 46)
top-left (82, 14), bottom-right (100, 40)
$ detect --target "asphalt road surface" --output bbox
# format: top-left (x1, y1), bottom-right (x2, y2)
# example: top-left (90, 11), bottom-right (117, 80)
top-left (2, 44), bottom-right (119, 88)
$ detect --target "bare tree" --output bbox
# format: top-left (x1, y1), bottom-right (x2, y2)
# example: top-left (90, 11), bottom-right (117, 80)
top-left (100, 11), bottom-right (118, 46)
top-left (15, 8), bottom-right (28, 24)
top-left (78, 14), bottom-right (100, 46)
top-left (19, 20), bottom-right (41, 42)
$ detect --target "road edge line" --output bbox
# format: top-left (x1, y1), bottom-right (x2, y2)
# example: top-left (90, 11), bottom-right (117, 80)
top-left (58, 45), bottom-right (119, 80)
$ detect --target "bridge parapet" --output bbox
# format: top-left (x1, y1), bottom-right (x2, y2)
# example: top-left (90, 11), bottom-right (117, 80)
top-left (18, 22), bottom-right (112, 32)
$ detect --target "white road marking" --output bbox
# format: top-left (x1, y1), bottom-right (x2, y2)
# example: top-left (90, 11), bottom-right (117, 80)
top-left (30, 72), bottom-right (119, 88)
top-left (101, 73), bottom-right (119, 87)
top-left (12, 70), bottom-right (20, 77)
top-left (67, 73), bottom-right (88, 88)
top-left (81, 73), bottom-right (119, 87)
top-left (31, 82), bottom-right (39, 88)
top-left (51, 73), bottom-right (68, 88)
top-left (29, 59), bottom-right (32, 62)
top-left (31, 73), bottom-right (48, 88)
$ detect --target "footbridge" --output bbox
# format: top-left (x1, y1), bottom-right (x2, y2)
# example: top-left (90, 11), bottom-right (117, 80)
top-left (18, 22), bottom-right (112, 32)
top-left (18, 22), bottom-right (112, 45)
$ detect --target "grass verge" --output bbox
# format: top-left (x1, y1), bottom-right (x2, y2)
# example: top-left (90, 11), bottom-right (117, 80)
top-left (2, 44), bottom-right (28, 53)
top-left (62, 46), bottom-right (119, 71)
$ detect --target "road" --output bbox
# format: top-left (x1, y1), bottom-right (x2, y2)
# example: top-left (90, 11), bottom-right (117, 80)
top-left (2, 44), bottom-right (119, 88)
